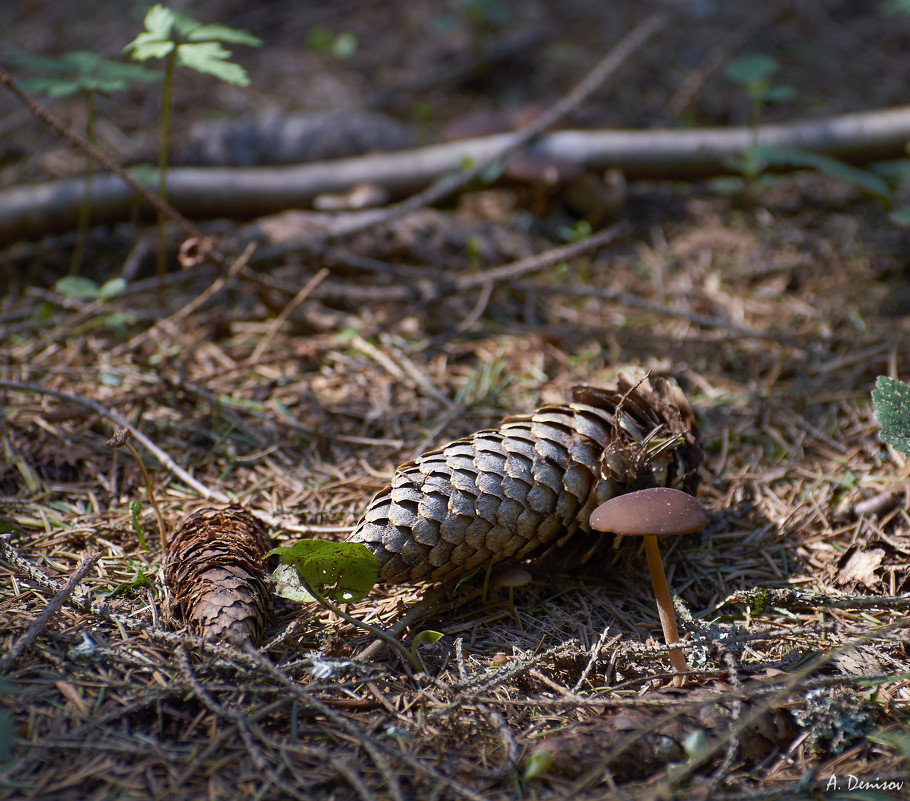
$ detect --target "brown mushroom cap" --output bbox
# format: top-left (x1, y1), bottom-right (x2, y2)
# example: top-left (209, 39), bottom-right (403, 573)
top-left (589, 487), bottom-right (707, 537)
top-left (495, 566), bottom-right (533, 588)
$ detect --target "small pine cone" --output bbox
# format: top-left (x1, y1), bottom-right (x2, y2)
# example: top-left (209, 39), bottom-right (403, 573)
top-left (348, 374), bottom-right (702, 584)
top-left (163, 506), bottom-right (272, 644)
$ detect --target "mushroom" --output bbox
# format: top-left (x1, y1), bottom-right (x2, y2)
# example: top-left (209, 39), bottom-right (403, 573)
top-left (495, 566), bottom-right (533, 625)
top-left (589, 487), bottom-right (708, 686)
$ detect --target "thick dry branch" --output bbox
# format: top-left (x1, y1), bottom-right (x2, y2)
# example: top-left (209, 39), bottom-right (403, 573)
top-left (3, 105), bottom-right (910, 243)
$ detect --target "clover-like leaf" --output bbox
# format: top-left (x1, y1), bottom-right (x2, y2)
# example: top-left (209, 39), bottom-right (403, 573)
top-left (176, 42), bottom-right (251, 85)
top-left (124, 3), bottom-right (260, 84)
top-left (268, 540), bottom-right (378, 603)
top-left (123, 5), bottom-right (177, 59)
top-left (55, 275), bottom-right (101, 300)
top-left (872, 375), bottom-right (910, 455)
top-left (12, 51), bottom-right (159, 97)
top-left (725, 54), bottom-right (779, 87)
top-left (124, 39), bottom-right (175, 62)
top-left (188, 23), bottom-right (262, 47)
top-left (99, 277), bottom-right (127, 300)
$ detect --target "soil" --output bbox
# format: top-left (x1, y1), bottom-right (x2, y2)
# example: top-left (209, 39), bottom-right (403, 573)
top-left (1, 2), bottom-right (909, 800)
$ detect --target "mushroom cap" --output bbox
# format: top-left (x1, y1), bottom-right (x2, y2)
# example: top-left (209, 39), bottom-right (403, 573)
top-left (589, 487), bottom-right (707, 537)
top-left (495, 566), bottom-right (533, 588)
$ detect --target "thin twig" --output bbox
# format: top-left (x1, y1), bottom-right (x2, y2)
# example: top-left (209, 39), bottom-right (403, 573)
top-left (0, 552), bottom-right (100, 673)
top-left (303, 579), bottom-right (420, 672)
top-left (452, 222), bottom-right (629, 291)
top-left (117, 241), bottom-right (257, 356)
top-left (572, 628), bottom-right (622, 693)
top-left (0, 72), bottom-right (203, 243)
top-left (511, 279), bottom-right (807, 348)
top-left (296, 14), bottom-right (667, 246)
top-left (249, 267), bottom-right (329, 362)
top-left (0, 379), bottom-right (226, 502)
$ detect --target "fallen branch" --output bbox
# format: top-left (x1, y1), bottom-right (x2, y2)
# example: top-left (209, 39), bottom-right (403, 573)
top-left (3, 104), bottom-right (910, 244)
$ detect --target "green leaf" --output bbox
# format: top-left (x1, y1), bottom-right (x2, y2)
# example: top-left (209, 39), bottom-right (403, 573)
top-left (412, 630), bottom-right (443, 648)
top-left (681, 729), bottom-right (709, 759)
top-left (123, 4), bottom-right (176, 57)
top-left (725, 55), bottom-right (779, 86)
top-left (15, 51), bottom-right (162, 96)
top-left (99, 277), bottom-right (127, 300)
top-left (125, 39), bottom-right (175, 61)
top-left (762, 84), bottom-right (796, 103)
top-left (522, 748), bottom-right (553, 781)
top-left (268, 540), bottom-right (379, 603)
top-left (176, 42), bottom-right (250, 85)
top-left (888, 207), bottom-right (910, 226)
top-left (306, 26), bottom-right (335, 52)
top-left (143, 4), bottom-right (177, 40)
top-left (270, 563), bottom-right (318, 603)
top-left (188, 23), bottom-right (262, 47)
top-left (330, 32), bottom-right (358, 60)
top-left (18, 78), bottom-right (82, 98)
top-left (872, 375), bottom-right (910, 455)
top-left (55, 275), bottom-right (100, 299)
top-left (101, 312), bottom-right (133, 332)
top-left (880, 0), bottom-right (910, 15)
top-left (748, 144), bottom-right (891, 198)
top-left (103, 566), bottom-right (152, 598)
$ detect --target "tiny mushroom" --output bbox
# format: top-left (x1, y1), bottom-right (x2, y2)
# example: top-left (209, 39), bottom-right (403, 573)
top-left (495, 565), bottom-right (533, 623)
top-left (589, 487), bottom-right (708, 686)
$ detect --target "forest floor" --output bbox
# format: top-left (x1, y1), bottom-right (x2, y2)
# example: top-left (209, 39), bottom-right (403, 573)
top-left (1, 2), bottom-right (910, 799)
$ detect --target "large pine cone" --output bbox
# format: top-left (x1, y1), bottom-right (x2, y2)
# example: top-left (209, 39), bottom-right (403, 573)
top-left (163, 506), bottom-right (272, 644)
top-left (348, 374), bottom-right (702, 583)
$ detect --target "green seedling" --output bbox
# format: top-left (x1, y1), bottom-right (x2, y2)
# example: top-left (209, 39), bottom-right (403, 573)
top-left (53, 275), bottom-right (132, 332)
top-left (129, 499), bottom-right (147, 550)
top-left (721, 57), bottom-right (893, 205)
top-left (305, 26), bottom-right (358, 60)
top-left (557, 219), bottom-right (592, 243)
top-left (103, 558), bottom-right (153, 598)
top-left (725, 55), bottom-right (794, 125)
top-left (722, 55), bottom-right (794, 198)
top-left (105, 428), bottom-right (168, 552)
top-left (124, 4), bottom-right (261, 284)
top-left (11, 52), bottom-right (159, 276)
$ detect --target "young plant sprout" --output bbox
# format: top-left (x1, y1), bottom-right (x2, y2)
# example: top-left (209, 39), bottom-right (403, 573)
top-left (589, 487), bottom-right (708, 686)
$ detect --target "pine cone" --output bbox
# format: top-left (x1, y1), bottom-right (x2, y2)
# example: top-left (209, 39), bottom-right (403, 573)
top-left (349, 374), bottom-right (702, 583)
top-left (163, 506), bottom-right (272, 644)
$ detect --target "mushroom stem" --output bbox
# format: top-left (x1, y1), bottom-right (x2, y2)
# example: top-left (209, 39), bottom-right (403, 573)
top-left (642, 534), bottom-right (687, 687)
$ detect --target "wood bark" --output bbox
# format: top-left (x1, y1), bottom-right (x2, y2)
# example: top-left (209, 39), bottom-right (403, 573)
top-left (3, 105), bottom-right (910, 244)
